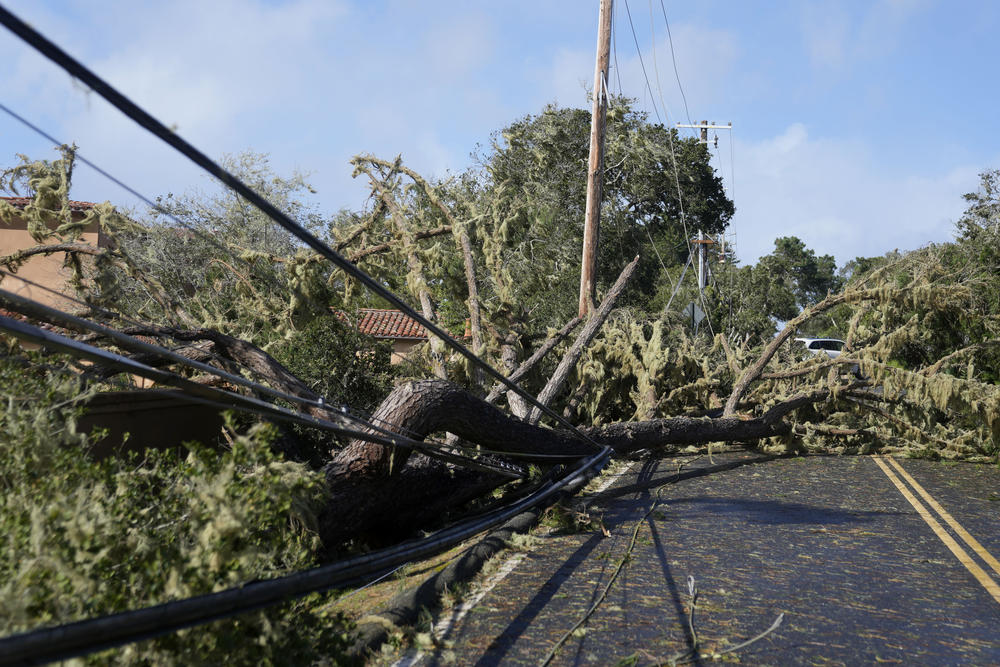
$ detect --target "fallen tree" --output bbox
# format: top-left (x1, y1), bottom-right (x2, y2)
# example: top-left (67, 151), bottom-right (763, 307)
top-left (3, 148), bottom-right (999, 553)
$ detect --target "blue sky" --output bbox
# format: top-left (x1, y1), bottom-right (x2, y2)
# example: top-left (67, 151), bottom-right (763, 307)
top-left (1, 0), bottom-right (997, 266)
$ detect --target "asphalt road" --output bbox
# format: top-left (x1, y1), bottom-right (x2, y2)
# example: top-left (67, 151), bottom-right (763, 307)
top-left (398, 451), bottom-right (1000, 666)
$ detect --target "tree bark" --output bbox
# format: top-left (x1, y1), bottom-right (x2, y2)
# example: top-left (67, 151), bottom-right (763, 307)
top-left (499, 331), bottom-right (531, 418)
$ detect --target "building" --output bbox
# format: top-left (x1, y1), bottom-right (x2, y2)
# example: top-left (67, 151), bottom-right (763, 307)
top-left (337, 308), bottom-right (471, 364)
top-left (354, 308), bottom-right (430, 364)
top-left (0, 196), bottom-right (107, 309)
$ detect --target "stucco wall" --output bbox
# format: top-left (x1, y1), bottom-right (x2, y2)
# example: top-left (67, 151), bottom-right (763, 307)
top-left (0, 212), bottom-right (103, 309)
top-left (391, 339), bottom-right (423, 364)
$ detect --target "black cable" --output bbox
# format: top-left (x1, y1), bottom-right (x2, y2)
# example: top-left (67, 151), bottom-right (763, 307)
top-left (0, 280), bottom-right (580, 469)
top-left (0, 7), bottom-right (601, 450)
top-left (0, 438), bottom-right (610, 666)
top-left (0, 101), bottom-right (330, 325)
top-left (0, 267), bottom-right (448, 445)
top-left (0, 314), bottom-right (536, 478)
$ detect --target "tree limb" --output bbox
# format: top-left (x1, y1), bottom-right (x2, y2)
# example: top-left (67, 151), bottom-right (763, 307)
top-left (484, 315), bottom-right (582, 406)
top-left (528, 255), bottom-right (640, 424)
top-left (922, 340), bottom-right (1000, 376)
top-left (353, 154), bottom-right (485, 366)
top-left (724, 288), bottom-right (882, 416)
top-left (1, 242), bottom-right (104, 268)
top-left (347, 225), bottom-right (451, 262)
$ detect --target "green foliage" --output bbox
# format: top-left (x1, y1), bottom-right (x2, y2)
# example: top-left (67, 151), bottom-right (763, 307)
top-left (0, 147), bottom-right (156, 305)
top-left (270, 313), bottom-right (397, 458)
top-left (0, 351), bottom-right (350, 663)
top-left (473, 100), bottom-right (732, 325)
top-left (272, 313), bottom-right (395, 413)
top-left (569, 311), bottom-right (734, 424)
top-left (105, 152), bottom-right (341, 341)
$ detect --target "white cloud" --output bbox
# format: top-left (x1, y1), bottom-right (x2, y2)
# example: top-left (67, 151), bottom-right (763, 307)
top-left (799, 0), bottom-right (931, 74)
top-left (731, 123), bottom-right (981, 266)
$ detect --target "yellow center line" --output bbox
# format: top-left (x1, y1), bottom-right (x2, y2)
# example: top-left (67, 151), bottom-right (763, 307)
top-left (883, 455), bottom-right (1000, 579)
top-left (872, 456), bottom-right (1000, 604)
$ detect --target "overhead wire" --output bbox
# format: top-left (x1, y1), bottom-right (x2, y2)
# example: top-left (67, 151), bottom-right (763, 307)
top-left (729, 123), bottom-right (736, 204)
top-left (0, 268), bottom-right (452, 449)
top-left (622, 0), bottom-right (698, 316)
top-left (659, 0), bottom-right (694, 128)
top-left (621, 0), bottom-right (662, 124)
top-left (640, 0), bottom-right (718, 337)
top-left (0, 312), bottom-right (543, 477)
top-left (0, 276), bottom-right (582, 473)
top-left (0, 7), bottom-right (603, 451)
top-left (0, 101), bottom-right (323, 326)
top-left (611, 0), bottom-right (623, 97)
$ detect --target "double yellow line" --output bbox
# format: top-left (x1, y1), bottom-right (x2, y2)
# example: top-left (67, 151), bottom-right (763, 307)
top-left (873, 455), bottom-right (1000, 604)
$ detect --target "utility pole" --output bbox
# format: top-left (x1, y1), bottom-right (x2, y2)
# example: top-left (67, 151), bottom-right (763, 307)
top-left (676, 121), bottom-right (732, 145)
top-left (578, 0), bottom-right (613, 318)
top-left (693, 230), bottom-right (716, 291)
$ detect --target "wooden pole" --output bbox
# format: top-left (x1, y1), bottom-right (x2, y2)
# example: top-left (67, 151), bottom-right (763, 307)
top-left (578, 0), bottom-right (613, 317)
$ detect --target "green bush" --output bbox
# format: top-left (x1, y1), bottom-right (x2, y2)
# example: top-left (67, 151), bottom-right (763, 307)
top-left (272, 313), bottom-right (395, 413)
top-left (0, 350), bottom-right (350, 664)
top-left (270, 313), bottom-right (396, 460)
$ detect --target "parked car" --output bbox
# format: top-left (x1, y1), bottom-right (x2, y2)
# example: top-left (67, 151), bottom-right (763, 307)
top-left (794, 337), bottom-right (846, 359)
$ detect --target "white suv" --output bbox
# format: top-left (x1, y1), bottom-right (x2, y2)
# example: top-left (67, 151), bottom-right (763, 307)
top-left (794, 337), bottom-right (845, 359)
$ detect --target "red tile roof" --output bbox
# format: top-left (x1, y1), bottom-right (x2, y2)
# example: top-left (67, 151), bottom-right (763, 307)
top-left (1, 196), bottom-right (97, 212)
top-left (356, 308), bottom-right (428, 340)
top-left (332, 308), bottom-right (471, 341)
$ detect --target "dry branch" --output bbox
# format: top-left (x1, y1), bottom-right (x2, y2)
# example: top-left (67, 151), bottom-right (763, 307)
top-left (724, 289), bottom-right (880, 416)
top-left (527, 255), bottom-right (640, 424)
top-left (1, 242), bottom-right (104, 267)
top-left (484, 315), bottom-right (583, 405)
top-left (347, 225), bottom-right (451, 262)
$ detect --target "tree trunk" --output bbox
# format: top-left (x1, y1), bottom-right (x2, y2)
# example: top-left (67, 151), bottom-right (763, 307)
top-left (316, 378), bottom-right (847, 549)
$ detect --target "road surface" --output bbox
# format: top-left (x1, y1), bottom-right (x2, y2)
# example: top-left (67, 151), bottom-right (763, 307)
top-left (396, 451), bottom-right (1000, 666)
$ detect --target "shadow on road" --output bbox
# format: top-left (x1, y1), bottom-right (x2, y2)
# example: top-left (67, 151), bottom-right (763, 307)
top-left (472, 532), bottom-right (607, 667)
top-left (665, 496), bottom-right (898, 525)
top-left (593, 453), bottom-right (781, 502)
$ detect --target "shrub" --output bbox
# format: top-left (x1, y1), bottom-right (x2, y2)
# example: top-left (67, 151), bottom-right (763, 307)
top-left (0, 349), bottom-right (350, 664)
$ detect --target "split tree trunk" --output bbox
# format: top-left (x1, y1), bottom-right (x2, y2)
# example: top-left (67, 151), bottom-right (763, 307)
top-left (317, 377), bottom-right (846, 548)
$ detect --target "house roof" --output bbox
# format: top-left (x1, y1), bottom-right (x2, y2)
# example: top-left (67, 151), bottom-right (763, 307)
top-left (1, 196), bottom-right (97, 212)
top-left (332, 308), bottom-right (471, 341)
top-left (356, 308), bottom-right (428, 340)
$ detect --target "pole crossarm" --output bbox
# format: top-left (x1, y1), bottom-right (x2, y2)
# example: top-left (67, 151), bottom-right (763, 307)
top-left (676, 122), bottom-right (732, 130)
